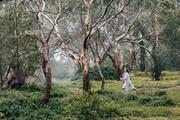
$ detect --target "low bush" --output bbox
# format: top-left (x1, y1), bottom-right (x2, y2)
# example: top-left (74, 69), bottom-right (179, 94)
top-left (99, 102), bottom-right (120, 118)
top-left (124, 94), bottom-right (138, 101)
top-left (138, 96), bottom-right (152, 105)
top-left (154, 91), bottom-right (167, 96)
top-left (71, 65), bottom-right (116, 81)
top-left (64, 94), bottom-right (102, 120)
top-left (0, 79), bottom-right (179, 120)
top-left (138, 93), bottom-right (176, 107)
top-left (0, 85), bottom-right (65, 120)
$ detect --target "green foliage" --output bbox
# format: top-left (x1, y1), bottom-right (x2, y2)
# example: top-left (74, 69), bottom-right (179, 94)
top-left (0, 76), bottom-right (180, 120)
top-left (71, 69), bottom-right (83, 80)
top-left (154, 91), bottom-right (167, 96)
top-left (65, 94), bottom-right (102, 120)
top-left (72, 65), bottom-right (116, 80)
top-left (160, 7), bottom-right (180, 70)
top-left (0, 3), bottom-right (41, 76)
top-left (125, 94), bottom-right (138, 101)
top-left (138, 91), bottom-right (176, 106)
top-left (138, 96), bottom-right (152, 105)
top-left (0, 85), bottom-right (65, 120)
top-left (151, 44), bottom-right (170, 80)
top-left (89, 65), bottom-right (116, 80)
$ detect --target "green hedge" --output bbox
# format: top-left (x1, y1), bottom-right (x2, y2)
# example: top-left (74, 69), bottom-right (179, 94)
top-left (71, 65), bottom-right (116, 81)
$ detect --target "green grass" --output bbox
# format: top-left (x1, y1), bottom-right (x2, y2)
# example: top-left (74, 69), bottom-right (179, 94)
top-left (0, 71), bottom-right (180, 120)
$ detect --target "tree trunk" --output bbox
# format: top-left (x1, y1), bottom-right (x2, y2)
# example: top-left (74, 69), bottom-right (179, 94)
top-left (3, 66), bottom-right (16, 88)
top-left (1, 64), bottom-right (26, 89)
top-left (15, 44), bottom-right (21, 88)
top-left (80, 2), bottom-right (92, 92)
top-left (130, 43), bottom-right (136, 72)
top-left (97, 64), bottom-right (105, 90)
top-left (139, 41), bottom-right (146, 71)
top-left (94, 57), bottom-right (105, 90)
top-left (151, 43), bottom-right (161, 81)
top-left (80, 47), bottom-right (90, 92)
top-left (114, 47), bottom-right (123, 81)
top-left (0, 57), bottom-right (2, 87)
top-left (42, 44), bottom-right (52, 104)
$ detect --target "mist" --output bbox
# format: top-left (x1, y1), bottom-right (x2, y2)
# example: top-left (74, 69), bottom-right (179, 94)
top-left (35, 51), bottom-right (77, 85)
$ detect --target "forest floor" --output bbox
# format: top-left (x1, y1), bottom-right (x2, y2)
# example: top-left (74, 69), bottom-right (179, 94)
top-left (0, 71), bottom-right (180, 120)
top-left (136, 86), bottom-right (180, 93)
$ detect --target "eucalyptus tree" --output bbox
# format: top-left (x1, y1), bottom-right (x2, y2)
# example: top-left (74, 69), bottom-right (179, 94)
top-left (76, 0), bottom-right (141, 87)
top-left (25, 0), bottom-right (63, 103)
top-left (88, 0), bottom-right (142, 82)
top-left (160, 1), bottom-right (180, 70)
top-left (25, 0), bottom-right (143, 97)
top-left (58, 0), bottom-right (132, 91)
top-left (126, 0), bottom-right (179, 80)
top-left (0, 1), bottom-right (41, 88)
top-left (143, 0), bottom-right (178, 79)
top-left (26, 0), bottom-right (131, 91)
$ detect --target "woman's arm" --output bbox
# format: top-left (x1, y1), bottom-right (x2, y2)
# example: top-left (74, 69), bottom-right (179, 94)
top-left (120, 73), bottom-right (128, 80)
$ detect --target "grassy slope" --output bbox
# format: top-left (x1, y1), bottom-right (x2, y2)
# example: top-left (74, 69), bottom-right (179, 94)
top-left (0, 71), bottom-right (180, 120)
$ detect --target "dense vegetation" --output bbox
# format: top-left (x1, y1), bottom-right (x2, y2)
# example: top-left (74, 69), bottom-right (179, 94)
top-left (0, 72), bottom-right (180, 120)
top-left (72, 66), bottom-right (117, 80)
top-left (0, 0), bottom-right (180, 119)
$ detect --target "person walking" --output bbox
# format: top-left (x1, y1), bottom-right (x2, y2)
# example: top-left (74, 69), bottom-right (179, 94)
top-left (121, 68), bottom-right (136, 91)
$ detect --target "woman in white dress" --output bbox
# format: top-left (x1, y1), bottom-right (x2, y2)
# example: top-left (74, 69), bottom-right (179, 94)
top-left (121, 69), bottom-right (135, 91)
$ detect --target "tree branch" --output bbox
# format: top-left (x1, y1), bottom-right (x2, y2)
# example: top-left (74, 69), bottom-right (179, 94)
top-left (92, 0), bottom-right (113, 28)
top-left (91, 3), bottom-right (126, 35)
top-left (115, 8), bottom-right (143, 42)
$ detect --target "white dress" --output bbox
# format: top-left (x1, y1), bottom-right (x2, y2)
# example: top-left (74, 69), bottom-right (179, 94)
top-left (121, 72), bottom-right (134, 91)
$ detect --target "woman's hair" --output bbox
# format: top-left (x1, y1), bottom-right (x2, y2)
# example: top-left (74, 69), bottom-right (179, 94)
top-left (122, 64), bottom-right (130, 73)
top-left (123, 67), bottom-right (129, 73)
top-left (126, 69), bottom-right (129, 73)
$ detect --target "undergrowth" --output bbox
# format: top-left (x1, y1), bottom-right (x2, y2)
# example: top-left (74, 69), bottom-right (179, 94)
top-left (0, 71), bottom-right (180, 120)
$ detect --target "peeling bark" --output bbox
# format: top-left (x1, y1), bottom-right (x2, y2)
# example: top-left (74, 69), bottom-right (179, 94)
top-left (139, 41), bottom-right (146, 71)
top-left (0, 57), bottom-right (2, 87)
top-left (42, 44), bottom-right (52, 104)
top-left (79, 1), bottom-right (92, 92)
top-left (114, 47), bottom-right (123, 81)
top-left (97, 64), bottom-right (105, 90)
top-left (130, 43), bottom-right (136, 72)
top-left (94, 57), bottom-right (105, 90)
top-left (80, 47), bottom-right (90, 92)
top-left (1, 64), bottom-right (26, 89)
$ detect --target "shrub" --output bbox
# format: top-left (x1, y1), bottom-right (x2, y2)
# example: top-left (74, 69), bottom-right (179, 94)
top-left (154, 91), bottom-right (167, 96)
top-left (72, 65), bottom-right (116, 81)
top-left (17, 84), bottom-right (44, 92)
top-left (99, 91), bottom-right (124, 101)
top-left (138, 93), bottom-right (176, 107)
top-left (64, 94), bottom-right (102, 120)
top-left (138, 96), bottom-right (152, 105)
top-left (99, 102), bottom-right (119, 118)
top-left (149, 98), bottom-right (175, 106)
top-left (124, 94), bottom-right (138, 101)
top-left (160, 98), bottom-right (176, 106)
top-left (0, 86), bottom-right (65, 120)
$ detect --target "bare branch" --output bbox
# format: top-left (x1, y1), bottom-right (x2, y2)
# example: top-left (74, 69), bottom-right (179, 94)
top-left (83, 0), bottom-right (94, 7)
top-left (115, 8), bottom-right (143, 42)
top-left (60, 42), bottom-right (80, 62)
top-left (91, 3), bottom-right (125, 35)
top-left (46, 27), bottom-right (54, 43)
top-left (118, 39), bottom-right (153, 57)
top-left (92, 0), bottom-right (113, 28)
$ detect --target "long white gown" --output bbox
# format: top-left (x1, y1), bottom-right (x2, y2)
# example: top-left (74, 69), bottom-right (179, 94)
top-left (121, 72), bottom-right (134, 91)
